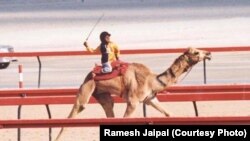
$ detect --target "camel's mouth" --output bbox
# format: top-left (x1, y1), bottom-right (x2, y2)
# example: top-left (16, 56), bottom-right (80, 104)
top-left (205, 52), bottom-right (212, 60)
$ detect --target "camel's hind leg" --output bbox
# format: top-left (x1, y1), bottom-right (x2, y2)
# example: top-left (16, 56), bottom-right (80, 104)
top-left (146, 97), bottom-right (170, 117)
top-left (123, 91), bottom-right (140, 117)
top-left (93, 92), bottom-right (115, 117)
top-left (54, 79), bottom-right (96, 141)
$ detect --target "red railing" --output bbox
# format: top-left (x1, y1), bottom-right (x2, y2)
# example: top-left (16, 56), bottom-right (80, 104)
top-left (0, 84), bottom-right (250, 106)
top-left (0, 46), bottom-right (250, 140)
top-left (1, 46), bottom-right (250, 57)
top-left (1, 116), bottom-right (250, 129)
top-left (0, 84), bottom-right (250, 128)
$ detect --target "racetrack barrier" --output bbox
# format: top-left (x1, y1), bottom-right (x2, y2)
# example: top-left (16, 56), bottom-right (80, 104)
top-left (1, 46), bottom-right (250, 115)
top-left (1, 46), bottom-right (250, 114)
top-left (1, 116), bottom-right (250, 129)
top-left (17, 64), bottom-right (24, 141)
top-left (0, 84), bottom-right (250, 129)
top-left (0, 84), bottom-right (250, 106)
top-left (1, 46), bottom-right (250, 140)
top-left (1, 46), bottom-right (250, 57)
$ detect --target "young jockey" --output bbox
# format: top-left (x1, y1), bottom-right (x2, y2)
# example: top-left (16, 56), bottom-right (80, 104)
top-left (84, 31), bottom-right (120, 73)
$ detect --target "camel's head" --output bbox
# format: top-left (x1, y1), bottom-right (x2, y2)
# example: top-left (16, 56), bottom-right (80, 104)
top-left (184, 47), bottom-right (211, 65)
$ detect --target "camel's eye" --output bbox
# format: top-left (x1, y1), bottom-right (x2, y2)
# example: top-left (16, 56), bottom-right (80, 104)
top-left (194, 52), bottom-right (199, 55)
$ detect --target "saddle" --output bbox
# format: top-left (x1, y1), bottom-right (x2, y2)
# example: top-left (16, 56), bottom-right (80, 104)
top-left (92, 61), bottom-right (129, 81)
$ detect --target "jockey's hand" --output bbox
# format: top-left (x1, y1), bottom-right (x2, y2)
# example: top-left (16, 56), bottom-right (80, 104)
top-left (83, 41), bottom-right (88, 47)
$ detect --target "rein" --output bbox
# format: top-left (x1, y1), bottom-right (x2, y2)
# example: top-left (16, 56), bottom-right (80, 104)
top-left (179, 54), bottom-right (196, 83)
top-left (156, 69), bottom-right (176, 87)
top-left (156, 72), bottom-right (167, 87)
top-left (156, 54), bottom-right (196, 85)
top-left (179, 66), bottom-right (193, 83)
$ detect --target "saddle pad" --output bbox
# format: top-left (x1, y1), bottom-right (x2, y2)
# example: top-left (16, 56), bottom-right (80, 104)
top-left (92, 61), bottom-right (129, 81)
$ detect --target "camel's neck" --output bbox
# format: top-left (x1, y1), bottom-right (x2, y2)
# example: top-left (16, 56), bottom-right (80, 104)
top-left (155, 54), bottom-right (193, 90)
top-left (168, 55), bottom-right (192, 78)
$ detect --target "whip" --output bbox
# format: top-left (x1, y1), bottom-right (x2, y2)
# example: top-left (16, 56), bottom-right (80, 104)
top-left (85, 13), bottom-right (105, 42)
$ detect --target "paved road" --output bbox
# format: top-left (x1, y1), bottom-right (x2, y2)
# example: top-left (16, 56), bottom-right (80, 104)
top-left (0, 0), bottom-right (250, 88)
top-left (0, 0), bottom-right (250, 51)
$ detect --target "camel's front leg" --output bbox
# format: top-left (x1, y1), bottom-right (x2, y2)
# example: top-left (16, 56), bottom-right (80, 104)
top-left (146, 97), bottom-right (170, 117)
top-left (92, 92), bottom-right (115, 117)
top-left (123, 99), bottom-right (139, 117)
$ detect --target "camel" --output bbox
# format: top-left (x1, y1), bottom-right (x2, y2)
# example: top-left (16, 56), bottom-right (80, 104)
top-left (55, 47), bottom-right (211, 141)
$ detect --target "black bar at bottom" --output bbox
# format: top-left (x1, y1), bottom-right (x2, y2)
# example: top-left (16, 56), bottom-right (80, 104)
top-left (100, 125), bottom-right (250, 141)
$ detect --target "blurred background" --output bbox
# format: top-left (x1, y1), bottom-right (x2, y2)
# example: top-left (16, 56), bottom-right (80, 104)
top-left (0, 0), bottom-right (250, 87)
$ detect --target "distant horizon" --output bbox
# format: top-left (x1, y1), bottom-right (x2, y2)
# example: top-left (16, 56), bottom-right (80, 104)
top-left (0, 0), bottom-right (249, 51)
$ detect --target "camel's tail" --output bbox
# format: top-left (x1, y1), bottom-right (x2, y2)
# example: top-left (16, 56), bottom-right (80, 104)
top-left (54, 78), bottom-right (96, 141)
top-left (54, 127), bottom-right (65, 141)
top-left (54, 95), bottom-right (84, 141)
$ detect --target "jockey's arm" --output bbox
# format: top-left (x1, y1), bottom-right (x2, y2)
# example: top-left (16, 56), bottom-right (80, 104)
top-left (114, 43), bottom-right (120, 60)
top-left (83, 42), bottom-right (100, 53)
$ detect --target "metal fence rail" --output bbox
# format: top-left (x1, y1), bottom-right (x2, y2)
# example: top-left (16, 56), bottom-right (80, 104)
top-left (0, 84), bottom-right (250, 106)
top-left (1, 91), bottom-right (250, 106)
top-left (1, 116), bottom-right (250, 129)
top-left (1, 46), bottom-right (250, 57)
top-left (1, 46), bottom-right (250, 141)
